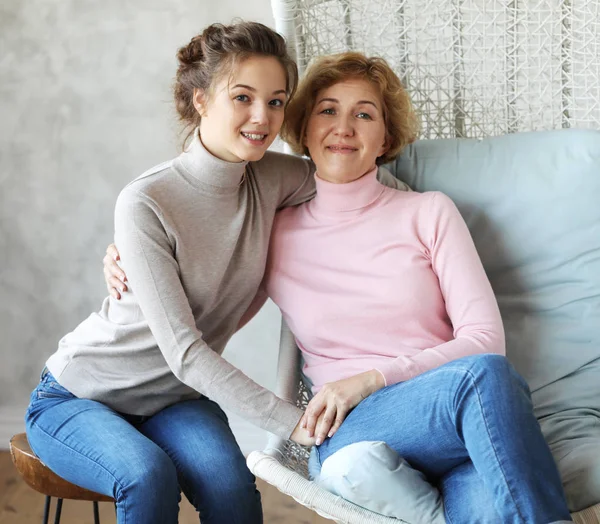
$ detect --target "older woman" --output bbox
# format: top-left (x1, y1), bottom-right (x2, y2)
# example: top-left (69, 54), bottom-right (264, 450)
top-left (105, 52), bottom-right (572, 523)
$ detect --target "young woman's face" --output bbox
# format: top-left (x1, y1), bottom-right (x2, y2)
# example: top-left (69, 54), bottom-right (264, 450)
top-left (304, 78), bottom-right (388, 183)
top-left (196, 55), bottom-right (288, 163)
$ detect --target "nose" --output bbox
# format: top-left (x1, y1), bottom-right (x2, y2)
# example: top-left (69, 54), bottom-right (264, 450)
top-left (250, 102), bottom-right (269, 125)
top-left (333, 114), bottom-right (354, 136)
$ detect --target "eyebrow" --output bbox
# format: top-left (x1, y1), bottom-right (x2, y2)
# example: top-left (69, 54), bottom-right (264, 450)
top-left (316, 97), bottom-right (379, 109)
top-left (231, 84), bottom-right (287, 95)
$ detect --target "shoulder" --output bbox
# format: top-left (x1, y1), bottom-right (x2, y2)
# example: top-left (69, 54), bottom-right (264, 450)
top-left (250, 150), bottom-right (314, 177)
top-left (116, 159), bottom-right (179, 217)
top-left (416, 192), bottom-right (468, 245)
top-left (386, 189), bottom-right (456, 210)
top-left (118, 159), bottom-right (177, 202)
top-left (426, 191), bottom-right (457, 208)
top-left (125, 159), bottom-right (175, 191)
top-left (248, 151), bottom-right (314, 191)
top-left (382, 191), bottom-right (462, 234)
top-left (381, 185), bottom-right (427, 206)
top-left (250, 151), bottom-right (316, 207)
top-left (423, 191), bottom-right (463, 221)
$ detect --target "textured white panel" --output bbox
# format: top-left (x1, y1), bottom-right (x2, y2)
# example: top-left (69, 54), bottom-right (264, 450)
top-left (273, 0), bottom-right (600, 138)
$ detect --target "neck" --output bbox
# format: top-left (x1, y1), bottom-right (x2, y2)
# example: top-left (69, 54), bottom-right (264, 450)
top-left (311, 167), bottom-right (384, 214)
top-left (178, 128), bottom-right (247, 193)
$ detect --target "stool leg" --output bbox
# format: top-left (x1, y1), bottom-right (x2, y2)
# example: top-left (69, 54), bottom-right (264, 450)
top-left (93, 501), bottom-right (100, 524)
top-left (42, 496), bottom-right (51, 524)
top-left (53, 498), bottom-right (63, 524)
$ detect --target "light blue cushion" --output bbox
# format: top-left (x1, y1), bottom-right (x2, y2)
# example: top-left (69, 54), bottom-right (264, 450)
top-left (386, 129), bottom-right (600, 511)
top-left (317, 441), bottom-right (445, 524)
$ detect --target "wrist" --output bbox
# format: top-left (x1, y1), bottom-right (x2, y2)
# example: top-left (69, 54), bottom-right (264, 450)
top-left (368, 369), bottom-right (386, 393)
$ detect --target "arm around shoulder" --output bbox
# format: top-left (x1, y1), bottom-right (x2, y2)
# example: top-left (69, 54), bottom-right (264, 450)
top-left (255, 152), bottom-right (316, 209)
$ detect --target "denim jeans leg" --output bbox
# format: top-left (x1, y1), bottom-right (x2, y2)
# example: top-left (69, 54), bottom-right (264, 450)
top-left (308, 446), bottom-right (322, 481)
top-left (139, 397), bottom-right (263, 524)
top-left (440, 460), bottom-right (501, 524)
top-left (25, 372), bottom-right (180, 524)
top-left (451, 355), bottom-right (571, 523)
top-left (315, 354), bottom-right (571, 524)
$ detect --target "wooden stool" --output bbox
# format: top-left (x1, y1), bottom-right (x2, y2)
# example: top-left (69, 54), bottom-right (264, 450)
top-left (9, 433), bottom-right (114, 524)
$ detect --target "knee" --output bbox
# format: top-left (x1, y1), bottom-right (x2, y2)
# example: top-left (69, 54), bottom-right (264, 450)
top-left (205, 465), bottom-right (259, 512)
top-left (462, 354), bottom-right (528, 391)
top-left (190, 464), bottom-right (261, 522)
top-left (453, 355), bottom-right (535, 412)
top-left (209, 462), bottom-right (257, 498)
top-left (120, 448), bottom-right (178, 498)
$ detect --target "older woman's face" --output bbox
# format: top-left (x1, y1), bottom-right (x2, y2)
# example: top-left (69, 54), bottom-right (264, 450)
top-left (304, 78), bottom-right (388, 184)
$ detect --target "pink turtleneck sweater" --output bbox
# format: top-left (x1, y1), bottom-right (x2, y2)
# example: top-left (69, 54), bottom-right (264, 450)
top-left (264, 168), bottom-right (505, 392)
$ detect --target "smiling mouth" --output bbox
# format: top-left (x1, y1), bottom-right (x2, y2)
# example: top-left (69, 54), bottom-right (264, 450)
top-left (327, 145), bottom-right (358, 153)
top-left (241, 132), bottom-right (268, 144)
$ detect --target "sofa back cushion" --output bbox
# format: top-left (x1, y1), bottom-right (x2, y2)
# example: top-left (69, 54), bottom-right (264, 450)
top-left (387, 129), bottom-right (600, 510)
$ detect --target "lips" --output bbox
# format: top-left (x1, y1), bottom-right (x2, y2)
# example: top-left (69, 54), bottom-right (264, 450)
top-left (241, 131), bottom-right (268, 142)
top-left (327, 144), bottom-right (358, 153)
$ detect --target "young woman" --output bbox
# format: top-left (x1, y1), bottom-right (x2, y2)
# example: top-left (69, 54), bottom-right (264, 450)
top-left (24, 23), bottom-right (406, 524)
top-left (107, 53), bottom-right (573, 523)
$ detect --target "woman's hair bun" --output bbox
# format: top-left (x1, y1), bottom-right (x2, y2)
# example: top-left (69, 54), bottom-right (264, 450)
top-left (177, 35), bottom-right (204, 66)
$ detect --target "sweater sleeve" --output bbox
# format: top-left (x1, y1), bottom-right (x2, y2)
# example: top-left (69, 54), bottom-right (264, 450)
top-left (275, 155), bottom-right (316, 208)
top-left (236, 286), bottom-right (268, 332)
top-left (114, 188), bottom-right (303, 438)
top-left (375, 192), bottom-right (505, 385)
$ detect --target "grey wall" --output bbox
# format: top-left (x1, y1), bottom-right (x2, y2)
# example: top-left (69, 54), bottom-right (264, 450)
top-left (0, 0), bottom-right (280, 452)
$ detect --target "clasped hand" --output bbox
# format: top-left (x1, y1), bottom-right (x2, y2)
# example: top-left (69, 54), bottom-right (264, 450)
top-left (291, 369), bottom-right (385, 447)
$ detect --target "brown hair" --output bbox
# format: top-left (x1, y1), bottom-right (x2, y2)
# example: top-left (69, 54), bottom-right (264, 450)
top-left (174, 21), bottom-right (298, 146)
top-left (281, 52), bottom-right (420, 164)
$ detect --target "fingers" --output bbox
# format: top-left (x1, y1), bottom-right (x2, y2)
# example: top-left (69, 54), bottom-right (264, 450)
top-left (104, 245), bottom-right (126, 280)
top-left (104, 258), bottom-right (126, 282)
top-left (109, 276), bottom-right (127, 293)
top-left (103, 244), bottom-right (127, 300)
top-left (106, 243), bottom-right (120, 262)
top-left (303, 396), bottom-right (326, 438)
top-left (290, 415), bottom-right (316, 447)
top-left (314, 405), bottom-right (337, 446)
top-left (104, 264), bottom-right (124, 299)
top-left (327, 413), bottom-right (346, 439)
top-left (103, 247), bottom-right (127, 280)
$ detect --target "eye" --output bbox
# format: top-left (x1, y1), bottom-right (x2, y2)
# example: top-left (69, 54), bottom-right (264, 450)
top-left (269, 99), bottom-right (285, 107)
top-left (319, 107), bottom-right (336, 115)
top-left (357, 112), bottom-right (373, 120)
top-left (234, 94), bottom-right (250, 102)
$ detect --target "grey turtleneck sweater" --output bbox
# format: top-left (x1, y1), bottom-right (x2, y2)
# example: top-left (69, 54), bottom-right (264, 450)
top-left (46, 131), bottom-right (410, 438)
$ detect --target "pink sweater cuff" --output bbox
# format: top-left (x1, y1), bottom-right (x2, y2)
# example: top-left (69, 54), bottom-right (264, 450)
top-left (374, 357), bottom-right (419, 387)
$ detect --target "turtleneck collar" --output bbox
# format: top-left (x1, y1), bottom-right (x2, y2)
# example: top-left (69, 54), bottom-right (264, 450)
top-left (311, 167), bottom-right (385, 215)
top-left (178, 128), bottom-right (248, 192)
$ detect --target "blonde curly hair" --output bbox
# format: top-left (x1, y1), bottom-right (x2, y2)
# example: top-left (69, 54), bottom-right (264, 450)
top-left (281, 52), bottom-right (420, 165)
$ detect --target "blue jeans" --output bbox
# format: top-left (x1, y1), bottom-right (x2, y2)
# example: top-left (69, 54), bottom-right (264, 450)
top-left (25, 370), bottom-right (262, 524)
top-left (310, 354), bottom-right (572, 524)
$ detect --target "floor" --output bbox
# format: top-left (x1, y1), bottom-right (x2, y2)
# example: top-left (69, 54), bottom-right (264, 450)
top-left (0, 451), bottom-right (330, 524)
